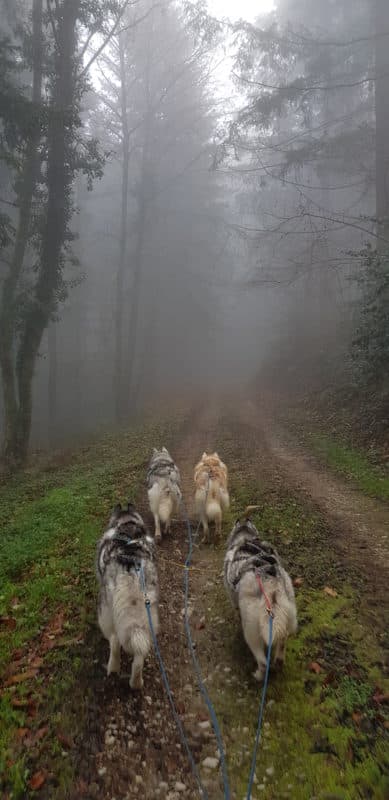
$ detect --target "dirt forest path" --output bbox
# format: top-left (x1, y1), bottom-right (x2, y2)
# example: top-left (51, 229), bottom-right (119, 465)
top-left (244, 397), bottom-right (389, 595)
top-left (68, 399), bottom-right (388, 800)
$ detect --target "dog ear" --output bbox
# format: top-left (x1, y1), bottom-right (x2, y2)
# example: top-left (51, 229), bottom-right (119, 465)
top-left (202, 451), bottom-right (207, 459)
top-left (109, 504), bottom-right (122, 524)
top-left (152, 447), bottom-right (158, 455)
top-left (162, 446), bottom-right (168, 454)
top-left (127, 501), bottom-right (135, 512)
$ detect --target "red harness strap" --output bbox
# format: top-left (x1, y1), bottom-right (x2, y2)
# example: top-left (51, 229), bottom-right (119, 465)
top-left (255, 572), bottom-right (273, 616)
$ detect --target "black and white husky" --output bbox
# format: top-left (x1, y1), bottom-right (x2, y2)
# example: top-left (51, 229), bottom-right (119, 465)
top-left (147, 447), bottom-right (182, 541)
top-left (224, 518), bottom-right (297, 681)
top-left (96, 503), bottom-right (159, 690)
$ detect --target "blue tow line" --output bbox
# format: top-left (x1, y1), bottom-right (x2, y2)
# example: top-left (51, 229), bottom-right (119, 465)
top-left (136, 561), bottom-right (208, 799)
top-left (246, 613), bottom-right (273, 799)
top-left (137, 509), bottom-right (274, 800)
top-left (180, 498), bottom-right (231, 800)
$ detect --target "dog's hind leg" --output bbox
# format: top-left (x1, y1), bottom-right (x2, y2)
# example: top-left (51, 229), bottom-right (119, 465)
top-left (274, 638), bottom-right (286, 669)
top-left (242, 615), bottom-right (267, 682)
top-left (252, 642), bottom-right (267, 682)
top-left (154, 514), bottom-right (162, 541)
top-left (130, 654), bottom-right (144, 690)
top-left (201, 515), bottom-right (209, 541)
top-left (107, 634), bottom-right (121, 675)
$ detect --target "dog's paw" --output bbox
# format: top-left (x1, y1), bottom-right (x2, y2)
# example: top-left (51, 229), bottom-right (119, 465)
top-left (155, 532), bottom-right (162, 542)
top-left (130, 675), bottom-right (144, 691)
top-left (107, 660), bottom-right (120, 675)
top-left (253, 667), bottom-right (265, 683)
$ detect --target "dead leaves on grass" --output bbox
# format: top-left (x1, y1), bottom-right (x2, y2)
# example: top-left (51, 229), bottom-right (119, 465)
top-left (28, 771), bottom-right (47, 791)
top-left (323, 586), bottom-right (338, 598)
top-left (0, 616), bottom-right (17, 631)
top-left (4, 608), bottom-right (68, 686)
top-left (4, 669), bottom-right (39, 687)
top-left (308, 661), bottom-right (322, 674)
top-left (372, 690), bottom-right (389, 705)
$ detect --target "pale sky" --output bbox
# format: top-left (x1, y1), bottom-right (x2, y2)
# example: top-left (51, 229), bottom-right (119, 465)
top-left (207, 0), bottom-right (275, 23)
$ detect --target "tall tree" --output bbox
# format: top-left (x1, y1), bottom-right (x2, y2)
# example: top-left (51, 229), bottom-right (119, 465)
top-left (0, 0), bottom-right (43, 463)
top-left (0, 0), bottom-right (106, 467)
top-left (375, 0), bottom-right (389, 245)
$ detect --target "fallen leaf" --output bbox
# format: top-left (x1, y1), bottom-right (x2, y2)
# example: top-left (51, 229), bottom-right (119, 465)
top-left (323, 586), bottom-right (338, 598)
top-left (27, 700), bottom-right (38, 718)
top-left (4, 669), bottom-right (38, 686)
top-left (28, 771), bottom-right (46, 791)
top-left (352, 712), bottom-right (362, 725)
top-left (0, 616), bottom-right (16, 631)
top-left (372, 691), bottom-right (389, 705)
top-left (16, 728), bottom-right (29, 739)
top-left (6, 657), bottom-right (25, 678)
top-left (11, 597), bottom-right (21, 609)
top-left (322, 670), bottom-right (336, 687)
top-left (29, 656), bottom-right (44, 669)
top-left (34, 726), bottom-right (49, 742)
top-left (293, 577), bottom-right (304, 588)
top-left (24, 726), bottom-right (49, 748)
top-left (194, 621), bottom-right (205, 630)
top-left (57, 732), bottom-right (73, 749)
top-left (75, 779), bottom-right (88, 796)
top-left (308, 661), bottom-right (322, 674)
top-left (11, 698), bottom-right (29, 709)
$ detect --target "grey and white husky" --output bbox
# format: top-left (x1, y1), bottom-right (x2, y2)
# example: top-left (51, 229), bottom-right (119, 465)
top-left (96, 502), bottom-right (159, 690)
top-left (147, 447), bottom-right (182, 541)
top-left (224, 518), bottom-right (297, 682)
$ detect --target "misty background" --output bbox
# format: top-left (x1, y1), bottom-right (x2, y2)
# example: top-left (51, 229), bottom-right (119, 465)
top-left (1, 0), bottom-right (388, 464)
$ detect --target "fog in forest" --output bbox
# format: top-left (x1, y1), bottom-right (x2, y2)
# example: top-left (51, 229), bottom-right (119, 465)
top-left (1, 0), bottom-right (387, 464)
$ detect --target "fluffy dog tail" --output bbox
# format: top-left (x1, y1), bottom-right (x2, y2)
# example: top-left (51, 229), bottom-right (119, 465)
top-left (125, 625), bottom-right (150, 657)
top-left (257, 579), bottom-right (297, 647)
top-left (205, 481), bottom-right (224, 522)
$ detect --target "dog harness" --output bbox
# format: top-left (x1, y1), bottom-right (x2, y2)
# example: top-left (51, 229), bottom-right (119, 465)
top-left (146, 457), bottom-right (178, 486)
top-left (230, 538), bottom-right (279, 589)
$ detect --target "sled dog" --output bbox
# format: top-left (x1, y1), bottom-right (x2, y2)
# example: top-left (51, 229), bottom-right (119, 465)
top-left (147, 447), bottom-right (182, 541)
top-left (194, 451), bottom-right (230, 540)
top-left (96, 502), bottom-right (159, 689)
top-left (224, 517), bottom-right (297, 681)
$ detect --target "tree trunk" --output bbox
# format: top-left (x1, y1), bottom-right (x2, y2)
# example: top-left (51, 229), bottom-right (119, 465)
top-left (0, 0), bottom-right (43, 466)
top-left (114, 32), bottom-right (130, 424)
top-left (126, 183), bottom-right (147, 411)
top-left (11, 0), bottom-right (80, 466)
top-left (375, 0), bottom-right (389, 246)
top-left (48, 323), bottom-right (57, 448)
top-left (132, 274), bottom-right (158, 414)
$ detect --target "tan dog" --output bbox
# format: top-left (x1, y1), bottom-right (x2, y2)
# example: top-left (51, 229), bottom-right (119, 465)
top-left (194, 452), bottom-right (230, 540)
